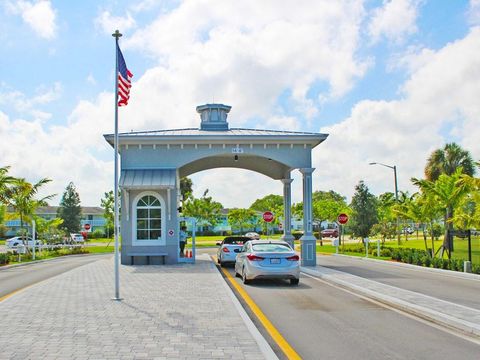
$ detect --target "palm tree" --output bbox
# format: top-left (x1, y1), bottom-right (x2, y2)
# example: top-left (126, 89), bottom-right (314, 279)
top-left (412, 169), bottom-right (469, 258)
top-left (4, 178), bottom-right (55, 251)
top-left (0, 166), bottom-right (16, 203)
top-left (424, 143), bottom-right (475, 181)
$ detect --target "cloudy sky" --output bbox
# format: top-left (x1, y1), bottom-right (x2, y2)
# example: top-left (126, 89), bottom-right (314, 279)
top-left (1, 0), bottom-right (480, 208)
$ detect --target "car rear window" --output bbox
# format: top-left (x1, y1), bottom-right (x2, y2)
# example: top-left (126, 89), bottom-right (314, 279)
top-left (252, 243), bottom-right (292, 252)
top-left (223, 237), bottom-right (250, 245)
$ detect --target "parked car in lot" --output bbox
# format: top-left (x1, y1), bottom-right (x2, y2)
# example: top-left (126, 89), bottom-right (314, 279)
top-left (70, 233), bottom-right (85, 243)
top-left (321, 228), bottom-right (339, 238)
top-left (217, 236), bottom-right (252, 266)
top-left (245, 232), bottom-right (260, 240)
top-left (402, 227), bottom-right (414, 235)
top-left (6, 236), bottom-right (42, 249)
top-left (235, 240), bottom-right (300, 285)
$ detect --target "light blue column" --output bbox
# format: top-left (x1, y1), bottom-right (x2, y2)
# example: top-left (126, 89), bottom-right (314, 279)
top-left (280, 178), bottom-right (294, 249)
top-left (300, 168), bottom-right (316, 266)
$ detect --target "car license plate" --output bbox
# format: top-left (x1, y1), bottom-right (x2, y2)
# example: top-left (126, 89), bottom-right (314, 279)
top-left (270, 258), bottom-right (280, 264)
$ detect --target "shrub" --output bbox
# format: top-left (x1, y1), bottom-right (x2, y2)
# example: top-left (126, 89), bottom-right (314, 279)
top-left (442, 259), bottom-right (449, 270)
top-left (90, 229), bottom-right (105, 239)
top-left (380, 248), bottom-right (392, 257)
top-left (423, 256), bottom-right (431, 268)
top-left (432, 257), bottom-right (442, 268)
top-left (472, 264), bottom-right (480, 275)
top-left (0, 252), bottom-right (9, 265)
top-left (292, 231), bottom-right (303, 240)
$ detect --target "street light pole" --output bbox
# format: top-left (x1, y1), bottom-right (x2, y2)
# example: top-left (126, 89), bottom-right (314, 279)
top-left (370, 162), bottom-right (401, 245)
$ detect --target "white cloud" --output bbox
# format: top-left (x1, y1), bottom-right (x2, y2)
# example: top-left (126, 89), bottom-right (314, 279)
top-left (0, 91), bottom-right (115, 206)
top-left (313, 27), bottom-right (480, 200)
top-left (95, 10), bottom-right (136, 35)
top-left (120, 0), bottom-right (369, 128)
top-left (86, 74), bottom-right (97, 85)
top-left (368, 0), bottom-right (419, 44)
top-left (467, 0), bottom-right (480, 25)
top-left (0, 82), bottom-right (62, 116)
top-left (6, 0), bottom-right (57, 39)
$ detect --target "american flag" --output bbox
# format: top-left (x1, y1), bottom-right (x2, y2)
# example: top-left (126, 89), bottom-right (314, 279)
top-left (117, 43), bottom-right (133, 106)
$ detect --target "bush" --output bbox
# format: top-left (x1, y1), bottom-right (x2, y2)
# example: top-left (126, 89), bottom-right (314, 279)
top-left (292, 231), bottom-right (303, 240)
top-left (423, 256), bottom-right (431, 268)
top-left (380, 248), bottom-right (392, 257)
top-left (0, 252), bottom-right (10, 265)
top-left (442, 259), bottom-right (449, 270)
top-left (472, 264), bottom-right (480, 275)
top-left (432, 257), bottom-right (442, 268)
top-left (90, 229), bottom-right (105, 239)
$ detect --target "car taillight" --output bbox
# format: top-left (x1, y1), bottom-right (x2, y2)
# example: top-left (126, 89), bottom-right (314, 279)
top-left (222, 247), bottom-right (230, 253)
top-left (286, 255), bottom-right (299, 261)
top-left (247, 254), bottom-right (265, 261)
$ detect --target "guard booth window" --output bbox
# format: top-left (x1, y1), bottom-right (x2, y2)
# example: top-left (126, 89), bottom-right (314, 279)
top-left (136, 195), bottom-right (162, 240)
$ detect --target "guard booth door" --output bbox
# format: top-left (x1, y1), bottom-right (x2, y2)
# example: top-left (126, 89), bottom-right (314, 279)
top-left (178, 217), bottom-right (196, 263)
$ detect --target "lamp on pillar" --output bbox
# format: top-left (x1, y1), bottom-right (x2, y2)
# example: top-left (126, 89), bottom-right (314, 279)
top-left (369, 162), bottom-right (400, 245)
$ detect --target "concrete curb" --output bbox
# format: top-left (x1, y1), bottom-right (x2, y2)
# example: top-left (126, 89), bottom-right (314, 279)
top-left (205, 254), bottom-right (279, 360)
top-left (330, 253), bottom-right (480, 281)
top-left (301, 266), bottom-right (480, 339)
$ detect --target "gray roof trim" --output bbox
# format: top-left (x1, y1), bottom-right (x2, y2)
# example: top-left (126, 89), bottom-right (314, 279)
top-left (104, 127), bottom-right (328, 148)
top-left (119, 169), bottom-right (176, 190)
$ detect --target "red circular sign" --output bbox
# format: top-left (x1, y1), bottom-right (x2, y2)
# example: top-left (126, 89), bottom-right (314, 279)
top-left (337, 213), bottom-right (349, 225)
top-left (84, 224), bottom-right (91, 230)
top-left (263, 211), bottom-right (274, 223)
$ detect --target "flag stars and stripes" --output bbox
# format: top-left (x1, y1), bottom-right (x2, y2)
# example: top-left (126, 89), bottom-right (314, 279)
top-left (117, 43), bottom-right (133, 106)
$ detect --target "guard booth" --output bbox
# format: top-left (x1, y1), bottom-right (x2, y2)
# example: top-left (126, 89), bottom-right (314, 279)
top-left (104, 103), bottom-right (327, 266)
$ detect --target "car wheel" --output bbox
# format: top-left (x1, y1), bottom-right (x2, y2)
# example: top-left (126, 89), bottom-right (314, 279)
top-left (242, 268), bottom-right (251, 285)
top-left (290, 278), bottom-right (300, 286)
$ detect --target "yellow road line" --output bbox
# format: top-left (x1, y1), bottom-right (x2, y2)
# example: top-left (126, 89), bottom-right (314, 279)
top-left (215, 257), bottom-right (301, 360)
top-left (0, 287), bottom-right (28, 302)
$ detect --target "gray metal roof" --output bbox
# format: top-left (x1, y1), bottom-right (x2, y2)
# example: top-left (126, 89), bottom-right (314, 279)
top-left (119, 169), bottom-right (176, 190)
top-left (115, 127), bottom-right (323, 137)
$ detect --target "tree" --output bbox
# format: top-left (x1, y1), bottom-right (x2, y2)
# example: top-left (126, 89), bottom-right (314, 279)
top-left (100, 191), bottom-right (114, 238)
top-left (372, 192), bottom-right (397, 243)
top-left (349, 181), bottom-right (378, 239)
top-left (0, 166), bottom-right (16, 203)
top-left (228, 208), bottom-right (257, 233)
top-left (34, 217), bottom-right (64, 244)
top-left (57, 182), bottom-right (82, 234)
top-left (424, 142), bottom-right (475, 181)
top-left (183, 189), bottom-right (223, 230)
top-left (250, 194), bottom-right (283, 212)
top-left (412, 168), bottom-right (469, 258)
top-left (312, 191), bottom-right (349, 229)
top-left (180, 177), bottom-right (193, 201)
top-left (4, 178), bottom-right (54, 250)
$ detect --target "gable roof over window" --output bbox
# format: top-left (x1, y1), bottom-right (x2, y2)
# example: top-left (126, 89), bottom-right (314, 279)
top-left (119, 169), bottom-right (176, 190)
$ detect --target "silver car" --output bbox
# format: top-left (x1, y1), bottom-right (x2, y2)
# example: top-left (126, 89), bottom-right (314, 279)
top-left (216, 236), bottom-right (251, 266)
top-left (234, 240), bottom-right (300, 285)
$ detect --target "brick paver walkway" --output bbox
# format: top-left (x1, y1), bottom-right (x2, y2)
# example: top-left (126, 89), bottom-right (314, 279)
top-left (0, 255), bottom-right (269, 360)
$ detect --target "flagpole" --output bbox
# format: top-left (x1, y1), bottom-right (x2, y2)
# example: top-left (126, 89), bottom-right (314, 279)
top-left (112, 29), bottom-right (122, 301)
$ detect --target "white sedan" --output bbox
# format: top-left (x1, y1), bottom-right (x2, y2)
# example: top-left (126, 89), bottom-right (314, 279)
top-left (6, 236), bottom-right (42, 249)
top-left (235, 240), bottom-right (300, 285)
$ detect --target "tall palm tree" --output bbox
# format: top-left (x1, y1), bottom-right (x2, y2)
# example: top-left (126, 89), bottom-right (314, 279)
top-left (4, 178), bottom-right (55, 251)
top-left (412, 169), bottom-right (469, 258)
top-left (0, 166), bottom-right (16, 203)
top-left (424, 143), bottom-right (475, 181)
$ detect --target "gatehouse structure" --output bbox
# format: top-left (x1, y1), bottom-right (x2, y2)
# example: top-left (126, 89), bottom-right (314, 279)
top-left (104, 104), bottom-right (327, 266)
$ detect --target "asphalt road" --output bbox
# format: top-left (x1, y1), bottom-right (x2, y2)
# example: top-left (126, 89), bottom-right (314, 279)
top-left (0, 254), bottom-right (112, 298)
top-left (315, 254), bottom-right (480, 310)
top-left (220, 263), bottom-right (480, 359)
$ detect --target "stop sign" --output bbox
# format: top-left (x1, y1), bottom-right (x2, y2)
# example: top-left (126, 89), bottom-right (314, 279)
top-left (337, 213), bottom-right (349, 225)
top-left (263, 211), bottom-right (274, 222)
top-left (84, 223), bottom-right (91, 231)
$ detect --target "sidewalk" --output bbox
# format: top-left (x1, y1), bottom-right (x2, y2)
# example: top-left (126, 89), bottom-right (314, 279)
top-left (0, 254), bottom-right (277, 360)
top-left (301, 263), bottom-right (480, 339)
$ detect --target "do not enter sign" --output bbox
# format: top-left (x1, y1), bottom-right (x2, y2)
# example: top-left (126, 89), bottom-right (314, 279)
top-left (263, 211), bottom-right (274, 223)
top-left (84, 224), bottom-right (91, 231)
top-left (337, 213), bottom-right (349, 225)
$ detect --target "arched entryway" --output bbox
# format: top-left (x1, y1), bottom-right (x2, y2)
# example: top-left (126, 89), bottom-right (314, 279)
top-left (104, 103), bottom-right (327, 266)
